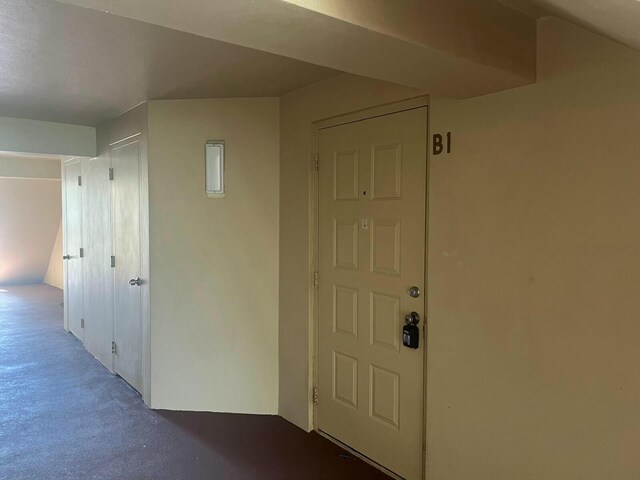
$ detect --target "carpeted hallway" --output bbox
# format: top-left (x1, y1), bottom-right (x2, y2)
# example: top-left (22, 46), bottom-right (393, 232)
top-left (0, 284), bottom-right (389, 480)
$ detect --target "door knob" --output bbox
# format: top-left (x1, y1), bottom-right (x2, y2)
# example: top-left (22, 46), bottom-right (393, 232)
top-left (129, 277), bottom-right (142, 286)
top-left (404, 311), bottom-right (420, 325)
top-left (63, 255), bottom-right (71, 260)
top-left (407, 286), bottom-right (421, 298)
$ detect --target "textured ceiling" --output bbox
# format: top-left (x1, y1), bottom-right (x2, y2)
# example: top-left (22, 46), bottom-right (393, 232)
top-left (0, 0), bottom-right (340, 126)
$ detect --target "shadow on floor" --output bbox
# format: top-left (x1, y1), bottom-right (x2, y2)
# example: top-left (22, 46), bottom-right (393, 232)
top-left (158, 410), bottom-right (390, 479)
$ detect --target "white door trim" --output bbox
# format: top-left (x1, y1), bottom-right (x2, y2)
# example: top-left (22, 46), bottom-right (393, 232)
top-left (309, 95), bottom-right (430, 478)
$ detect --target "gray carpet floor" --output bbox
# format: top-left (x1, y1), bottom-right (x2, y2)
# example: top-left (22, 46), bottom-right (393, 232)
top-left (0, 284), bottom-right (389, 480)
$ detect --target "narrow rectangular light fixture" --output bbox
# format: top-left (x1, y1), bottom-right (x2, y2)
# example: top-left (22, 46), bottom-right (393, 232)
top-left (205, 140), bottom-right (225, 197)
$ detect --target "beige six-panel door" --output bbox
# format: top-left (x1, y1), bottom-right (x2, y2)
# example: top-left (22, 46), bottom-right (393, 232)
top-left (317, 107), bottom-right (428, 480)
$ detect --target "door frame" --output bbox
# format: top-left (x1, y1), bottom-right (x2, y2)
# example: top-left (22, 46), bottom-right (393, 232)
top-left (309, 96), bottom-right (430, 479)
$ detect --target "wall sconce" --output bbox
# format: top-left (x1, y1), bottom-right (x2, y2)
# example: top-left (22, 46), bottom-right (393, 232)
top-left (205, 140), bottom-right (225, 197)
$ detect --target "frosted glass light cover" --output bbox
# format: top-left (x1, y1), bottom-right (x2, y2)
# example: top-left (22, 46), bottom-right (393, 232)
top-left (205, 141), bottom-right (224, 196)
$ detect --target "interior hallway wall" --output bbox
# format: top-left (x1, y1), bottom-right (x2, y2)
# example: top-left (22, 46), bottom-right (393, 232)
top-left (148, 98), bottom-right (280, 414)
top-left (0, 178), bottom-right (61, 285)
top-left (278, 17), bottom-right (640, 480)
top-left (278, 74), bottom-right (424, 429)
top-left (0, 155), bottom-right (62, 180)
top-left (427, 18), bottom-right (640, 480)
top-left (44, 221), bottom-right (63, 289)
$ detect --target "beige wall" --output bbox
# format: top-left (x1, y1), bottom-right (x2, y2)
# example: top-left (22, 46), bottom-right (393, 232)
top-left (44, 221), bottom-right (63, 289)
top-left (148, 98), bottom-right (280, 414)
top-left (426, 17), bottom-right (640, 479)
top-left (0, 155), bottom-right (61, 180)
top-left (279, 17), bottom-right (640, 479)
top-left (0, 156), bottom-right (62, 287)
top-left (279, 74), bottom-right (424, 429)
top-left (0, 178), bottom-right (61, 285)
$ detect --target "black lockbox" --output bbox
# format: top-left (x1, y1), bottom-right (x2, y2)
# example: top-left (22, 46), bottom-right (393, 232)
top-left (403, 323), bottom-right (419, 349)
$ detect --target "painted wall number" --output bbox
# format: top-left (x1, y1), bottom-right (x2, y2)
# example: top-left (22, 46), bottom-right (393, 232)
top-left (433, 132), bottom-right (452, 155)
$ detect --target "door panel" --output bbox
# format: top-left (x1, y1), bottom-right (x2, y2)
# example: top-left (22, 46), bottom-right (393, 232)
top-left (317, 107), bottom-right (427, 480)
top-left (82, 156), bottom-right (114, 370)
top-left (111, 139), bottom-right (142, 393)
top-left (64, 160), bottom-right (84, 341)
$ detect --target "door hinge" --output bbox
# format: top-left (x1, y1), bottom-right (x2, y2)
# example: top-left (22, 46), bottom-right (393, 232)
top-left (314, 152), bottom-right (319, 172)
top-left (109, 167), bottom-right (114, 180)
top-left (77, 175), bottom-right (82, 186)
top-left (79, 247), bottom-right (84, 258)
top-left (111, 341), bottom-right (117, 355)
top-left (80, 318), bottom-right (84, 328)
top-left (313, 386), bottom-right (319, 405)
top-left (313, 271), bottom-right (319, 288)
top-left (110, 256), bottom-right (115, 268)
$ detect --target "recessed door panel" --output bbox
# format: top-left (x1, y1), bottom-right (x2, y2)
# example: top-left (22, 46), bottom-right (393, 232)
top-left (370, 292), bottom-right (400, 351)
top-left (317, 107), bottom-right (427, 480)
top-left (333, 219), bottom-right (359, 270)
top-left (334, 150), bottom-right (359, 200)
top-left (371, 143), bottom-right (402, 199)
top-left (371, 220), bottom-right (401, 276)
top-left (334, 285), bottom-right (358, 337)
top-left (370, 364), bottom-right (400, 429)
top-left (333, 351), bottom-right (359, 409)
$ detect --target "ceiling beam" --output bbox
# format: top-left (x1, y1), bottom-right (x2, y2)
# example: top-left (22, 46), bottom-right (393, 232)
top-left (54, 0), bottom-right (537, 97)
top-left (0, 116), bottom-right (96, 157)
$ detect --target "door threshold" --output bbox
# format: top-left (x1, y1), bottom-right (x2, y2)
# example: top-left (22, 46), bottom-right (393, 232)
top-left (316, 429), bottom-right (406, 480)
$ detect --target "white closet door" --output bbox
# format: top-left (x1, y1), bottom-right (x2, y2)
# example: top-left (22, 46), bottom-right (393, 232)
top-left (64, 160), bottom-right (84, 342)
top-left (81, 156), bottom-right (114, 370)
top-left (111, 137), bottom-right (143, 393)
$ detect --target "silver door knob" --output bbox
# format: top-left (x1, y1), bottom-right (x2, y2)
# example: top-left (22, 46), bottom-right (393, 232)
top-left (129, 277), bottom-right (142, 286)
top-left (404, 311), bottom-right (420, 325)
top-left (408, 286), bottom-right (421, 298)
top-left (63, 255), bottom-right (71, 260)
